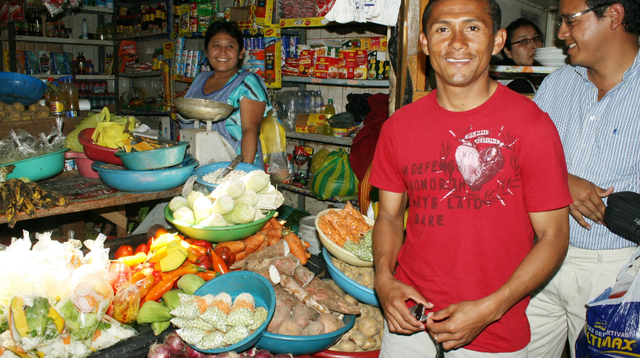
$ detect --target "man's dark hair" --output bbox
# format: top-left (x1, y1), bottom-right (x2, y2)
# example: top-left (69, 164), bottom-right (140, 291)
top-left (586, 0), bottom-right (640, 35)
top-left (503, 18), bottom-right (544, 52)
top-left (204, 20), bottom-right (245, 54)
top-left (422, 0), bottom-right (501, 35)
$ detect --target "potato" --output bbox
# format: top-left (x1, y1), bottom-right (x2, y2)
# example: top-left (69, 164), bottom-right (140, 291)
top-left (12, 102), bottom-right (25, 112)
top-left (267, 305), bottom-right (292, 332)
top-left (8, 111), bottom-right (21, 122)
top-left (21, 112), bottom-right (33, 121)
top-left (28, 104), bottom-right (39, 112)
top-left (0, 111), bottom-right (6, 120)
top-left (276, 318), bottom-right (302, 336)
top-left (318, 313), bottom-right (343, 333)
top-left (303, 321), bottom-right (325, 336)
top-left (349, 330), bottom-right (365, 347)
top-left (291, 303), bottom-right (310, 328)
top-left (362, 336), bottom-right (379, 351)
top-left (357, 317), bottom-right (379, 337)
top-left (335, 339), bottom-right (356, 352)
top-left (35, 109), bottom-right (50, 120)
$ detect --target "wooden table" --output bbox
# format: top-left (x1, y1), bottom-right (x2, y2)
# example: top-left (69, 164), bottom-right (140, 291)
top-left (0, 171), bottom-right (182, 238)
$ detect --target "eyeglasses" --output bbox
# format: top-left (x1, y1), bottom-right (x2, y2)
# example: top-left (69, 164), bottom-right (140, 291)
top-left (511, 35), bottom-right (544, 46)
top-left (557, 2), bottom-right (615, 27)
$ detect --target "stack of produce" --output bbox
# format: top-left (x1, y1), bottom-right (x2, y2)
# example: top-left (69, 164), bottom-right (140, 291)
top-left (317, 203), bottom-right (374, 261)
top-left (169, 170), bottom-right (284, 227)
top-left (2, 178), bottom-right (68, 228)
top-left (0, 232), bottom-right (137, 358)
top-left (0, 101), bottom-right (50, 122)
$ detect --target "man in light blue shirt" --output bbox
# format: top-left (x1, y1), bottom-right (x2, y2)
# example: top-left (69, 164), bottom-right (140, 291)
top-left (526, 0), bottom-right (640, 357)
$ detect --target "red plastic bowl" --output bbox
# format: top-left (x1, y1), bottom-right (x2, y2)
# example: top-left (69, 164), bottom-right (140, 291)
top-left (78, 128), bottom-right (124, 166)
top-left (312, 350), bottom-right (380, 358)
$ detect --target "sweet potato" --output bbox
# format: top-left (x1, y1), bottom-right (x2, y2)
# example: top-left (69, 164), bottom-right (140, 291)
top-left (268, 305), bottom-right (292, 332)
top-left (318, 313), bottom-right (343, 333)
top-left (291, 303), bottom-right (310, 328)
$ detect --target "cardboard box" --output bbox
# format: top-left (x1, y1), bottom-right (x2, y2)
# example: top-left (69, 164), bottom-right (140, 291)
top-left (354, 49), bottom-right (368, 80)
top-left (118, 54), bottom-right (138, 73)
top-left (295, 114), bottom-right (329, 133)
top-left (314, 56), bottom-right (338, 79)
top-left (298, 48), bottom-right (314, 77)
top-left (254, 0), bottom-right (275, 25)
top-left (263, 28), bottom-right (281, 88)
top-left (283, 58), bottom-right (299, 76)
top-left (338, 50), bottom-right (356, 79)
top-left (118, 40), bottom-right (137, 56)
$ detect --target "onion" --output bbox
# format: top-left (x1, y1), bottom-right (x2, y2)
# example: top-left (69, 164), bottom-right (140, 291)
top-left (147, 343), bottom-right (173, 358)
top-left (164, 332), bottom-right (186, 354)
top-left (185, 345), bottom-right (206, 358)
top-left (252, 350), bottom-right (273, 358)
top-left (273, 355), bottom-right (293, 358)
top-left (216, 353), bottom-right (240, 358)
top-left (173, 354), bottom-right (190, 358)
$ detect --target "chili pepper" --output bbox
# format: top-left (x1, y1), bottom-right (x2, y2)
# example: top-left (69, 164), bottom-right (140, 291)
top-left (144, 275), bottom-right (180, 302)
top-left (135, 274), bottom-right (156, 298)
top-left (160, 264), bottom-right (206, 281)
top-left (114, 245), bottom-right (134, 260)
top-left (191, 240), bottom-right (213, 253)
top-left (116, 252), bottom-right (147, 266)
top-left (210, 251), bottom-right (230, 274)
top-left (135, 243), bottom-right (150, 255)
top-left (196, 270), bottom-right (220, 281)
top-left (188, 245), bottom-right (207, 257)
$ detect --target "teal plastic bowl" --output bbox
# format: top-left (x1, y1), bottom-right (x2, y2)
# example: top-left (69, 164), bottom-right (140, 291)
top-left (191, 271), bottom-right (276, 354)
top-left (115, 142), bottom-right (189, 171)
top-left (92, 157), bottom-right (198, 192)
top-left (193, 162), bottom-right (262, 194)
top-left (164, 205), bottom-right (275, 242)
top-left (256, 314), bottom-right (355, 355)
top-left (2, 148), bottom-right (69, 181)
top-left (323, 248), bottom-right (380, 307)
top-left (0, 72), bottom-right (47, 106)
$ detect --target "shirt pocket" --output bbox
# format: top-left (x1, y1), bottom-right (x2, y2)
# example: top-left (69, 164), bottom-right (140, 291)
top-left (596, 126), bottom-right (640, 178)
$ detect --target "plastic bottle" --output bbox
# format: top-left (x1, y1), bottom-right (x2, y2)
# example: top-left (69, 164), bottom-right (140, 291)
top-left (315, 91), bottom-right (324, 113)
top-left (323, 98), bottom-right (336, 117)
top-left (106, 0), bottom-right (114, 10)
top-left (82, 19), bottom-right (89, 39)
top-left (303, 91), bottom-right (312, 114)
top-left (49, 81), bottom-right (65, 117)
top-left (77, 52), bottom-right (86, 75)
top-left (60, 76), bottom-right (80, 117)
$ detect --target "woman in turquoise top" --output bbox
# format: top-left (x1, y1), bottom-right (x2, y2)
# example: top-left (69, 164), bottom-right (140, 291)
top-left (180, 20), bottom-right (271, 167)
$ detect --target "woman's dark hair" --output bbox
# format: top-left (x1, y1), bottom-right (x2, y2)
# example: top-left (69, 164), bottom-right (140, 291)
top-left (422, 0), bottom-right (501, 34)
top-left (204, 20), bottom-right (244, 52)
top-left (586, 0), bottom-right (640, 35)
top-left (503, 18), bottom-right (543, 53)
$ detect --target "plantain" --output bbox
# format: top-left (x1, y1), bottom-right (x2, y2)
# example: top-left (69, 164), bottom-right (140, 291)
top-left (22, 197), bottom-right (35, 216)
top-left (38, 194), bottom-right (54, 209)
top-left (2, 181), bottom-right (18, 228)
top-left (4, 179), bottom-right (25, 212)
top-left (22, 181), bottom-right (45, 206)
top-left (44, 190), bottom-right (68, 207)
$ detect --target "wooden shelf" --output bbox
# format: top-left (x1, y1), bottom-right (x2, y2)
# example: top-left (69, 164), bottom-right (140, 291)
top-left (282, 76), bottom-right (390, 88)
top-left (285, 130), bottom-right (353, 146)
top-left (119, 70), bottom-right (163, 78)
top-left (15, 35), bottom-right (115, 46)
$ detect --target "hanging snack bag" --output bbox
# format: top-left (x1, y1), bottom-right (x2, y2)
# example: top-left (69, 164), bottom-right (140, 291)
top-left (310, 148), bottom-right (359, 200)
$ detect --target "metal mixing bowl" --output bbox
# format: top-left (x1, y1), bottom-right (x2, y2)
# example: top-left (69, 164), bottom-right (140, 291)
top-left (174, 98), bottom-right (235, 121)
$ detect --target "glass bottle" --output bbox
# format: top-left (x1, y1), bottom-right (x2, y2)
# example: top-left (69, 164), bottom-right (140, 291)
top-left (77, 52), bottom-right (86, 75)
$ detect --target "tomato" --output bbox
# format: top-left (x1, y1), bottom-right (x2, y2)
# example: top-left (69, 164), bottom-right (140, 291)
top-left (155, 227), bottom-right (168, 238)
top-left (147, 237), bottom-right (154, 249)
top-left (214, 246), bottom-right (235, 267)
top-left (135, 243), bottom-right (150, 255)
top-left (196, 260), bottom-right (212, 270)
top-left (114, 245), bottom-right (134, 260)
top-left (107, 262), bottom-right (132, 291)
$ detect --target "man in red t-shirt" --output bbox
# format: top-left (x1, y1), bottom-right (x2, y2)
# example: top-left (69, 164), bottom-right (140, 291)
top-left (370, 0), bottom-right (573, 356)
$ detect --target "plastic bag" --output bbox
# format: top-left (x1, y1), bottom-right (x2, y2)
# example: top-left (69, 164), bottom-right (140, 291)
top-left (65, 107), bottom-right (109, 152)
top-left (7, 294), bottom-right (62, 351)
top-left (91, 114), bottom-right (136, 149)
top-left (111, 281), bottom-right (140, 325)
top-left (309, 148), bottom-right (359, 200)
top-left (310, 148), bottom-right (330, 174)
top-left (576, 246), bottom-right (640, 357)
top-left (260, 110), bottom-right (292, 183)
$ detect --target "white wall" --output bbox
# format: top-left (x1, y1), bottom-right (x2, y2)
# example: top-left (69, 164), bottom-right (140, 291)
top-left (497, 0), bottom-right (549, 40)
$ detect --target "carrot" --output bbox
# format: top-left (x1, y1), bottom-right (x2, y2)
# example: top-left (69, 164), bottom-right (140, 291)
top-left (215, 241), bottom-right (246, 254)
top-left (260, 220), bottom-right (273, 231)
top-left (63, 336), bottom-right (71, 345)
top-left (144, 275), bottom-right (179, 302)
top-left (268, 217), bottom-right (283, 229)
top-left (93, 329), bottom-right (101, 341)
top-left (266, 235), bottom-right (280, 246)
top-left (244, 232), bottom-right (266, 255)
top-left (301, 240), bottom-right (311, 249)
top-left (283, 232), bottom-right (308, 265)
top-left (196, 270), bottom-right (220, 281)
top-left (257, 239), bottom-right (268, 252)
top-left (267, 228), bottom-right (288, 238)
top-left (236, 251), bottom-right (247, 261)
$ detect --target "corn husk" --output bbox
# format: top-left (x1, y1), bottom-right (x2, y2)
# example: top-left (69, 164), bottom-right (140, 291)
top-left (223, 203), bottom-right (256, 225)
top-left (240, 170), bottom-right (271, 193)
top-left (210, 180), bottom-right (246, 199)
top-left (209, 194), bottom-right (235, 215)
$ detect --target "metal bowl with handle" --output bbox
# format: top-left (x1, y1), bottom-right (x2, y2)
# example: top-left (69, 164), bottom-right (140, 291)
top-left (174, 98), bottom-right (235, 121)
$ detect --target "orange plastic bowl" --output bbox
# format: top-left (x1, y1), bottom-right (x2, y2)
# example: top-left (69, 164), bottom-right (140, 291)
top-left (78, 128), bottom-right (123, 166)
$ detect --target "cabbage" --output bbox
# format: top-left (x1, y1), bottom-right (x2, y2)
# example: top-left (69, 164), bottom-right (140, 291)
top-left (192, 196), bottom-right (213, 224)
top-left (222, 203), bottom-right (256, 225)
top-left (210, 195), bottom-right (235, 215)
top-left (210, 180), bottom-right (246, 200)
top-left (194, 213), bottom-right (229, 228)
top-left (234, 190), bottom-right (258, 207)
top-left (173, 207), bottom-right (195, 225)
top-left (240, 170), bottom-right (271, 193)
top-left (186, 191), bottom-right (204, 209)
top-left (169, 196), bottom-right (188, 212)
top-left (254, 209), bottom-right (266, 221)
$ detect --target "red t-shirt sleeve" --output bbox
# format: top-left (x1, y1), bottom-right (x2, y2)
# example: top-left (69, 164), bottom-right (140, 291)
top-left (519, 112), bottom-right (573, 212)
top-left (370, 119), bottom-right (407, 193)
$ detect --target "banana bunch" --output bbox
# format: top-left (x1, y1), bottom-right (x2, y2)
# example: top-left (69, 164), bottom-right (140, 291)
top-left (1, 178), bottom-right (68, 228)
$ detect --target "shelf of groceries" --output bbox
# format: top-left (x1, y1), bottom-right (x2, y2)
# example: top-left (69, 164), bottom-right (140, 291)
top-left (282, 76), bottom-right (390, 88)
top-left (285, 130), bottom-right (353, 146)
top-left (14, 35), bottom-right (115, 46)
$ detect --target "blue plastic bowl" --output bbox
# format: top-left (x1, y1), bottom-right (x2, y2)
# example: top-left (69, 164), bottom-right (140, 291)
top-left (193, 161), bottom-right (262, 193)
top-left (2, 148), bottom-right (69, 182)
top-left (191, 271), bottom-right (276, 354)
top-left (323, 248), bottom-right (380, 307)
top-left (256, 314), bottom-right (355, 355)
top-left (0, 72), bottom-right (47, 106)
top-left (115, 142), bottom-right (189, 171)
top-left (91, 157), bottom-right (198, 192)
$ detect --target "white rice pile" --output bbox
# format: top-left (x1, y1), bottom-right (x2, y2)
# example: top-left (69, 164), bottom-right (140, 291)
top-left (202, 168), bottom-right (248, 184)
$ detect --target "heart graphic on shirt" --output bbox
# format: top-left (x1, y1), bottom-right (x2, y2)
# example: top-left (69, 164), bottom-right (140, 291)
top-left (455, 144), bottom-right (505, 191)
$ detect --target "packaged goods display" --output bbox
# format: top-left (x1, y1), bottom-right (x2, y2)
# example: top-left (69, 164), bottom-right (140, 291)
top-left (116, 3), bottom-right (167, 39)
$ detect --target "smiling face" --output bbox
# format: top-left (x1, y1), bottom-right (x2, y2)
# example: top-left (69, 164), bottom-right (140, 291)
top-left (421, 0), bottom-right (505, 89)
top-left (505, 25), bottom-right (541, 65)
top-left (206, 31), bottom-right (244, 74)
top-left (557, 0), bottom-right (610, 68)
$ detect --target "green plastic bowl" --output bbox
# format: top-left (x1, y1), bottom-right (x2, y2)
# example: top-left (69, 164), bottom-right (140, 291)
top-left (2, 148), bottom-right (69, 181)
top-left (115, 142), bottom-right (189, 171)
top-left (164, 205), bottom-right (276, 242)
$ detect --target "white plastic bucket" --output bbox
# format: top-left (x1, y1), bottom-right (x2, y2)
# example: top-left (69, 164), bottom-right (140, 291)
top-left (298, 215), bottom-right (321, 255)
